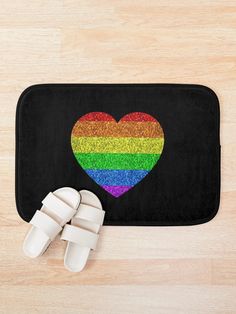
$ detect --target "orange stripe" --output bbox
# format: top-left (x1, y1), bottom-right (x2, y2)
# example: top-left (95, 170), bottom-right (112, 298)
top-left (72, 121), bottom-right (164, 138)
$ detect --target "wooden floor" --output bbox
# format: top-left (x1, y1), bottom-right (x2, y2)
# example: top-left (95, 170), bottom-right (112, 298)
top-left (0, 1), bottom-right (236, 313)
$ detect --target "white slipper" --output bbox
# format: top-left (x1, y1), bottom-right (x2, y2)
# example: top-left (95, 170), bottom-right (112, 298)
top-left (23, 187), bottom-right (80, 258)
top-left (61, 190), bottom-right (105, 272)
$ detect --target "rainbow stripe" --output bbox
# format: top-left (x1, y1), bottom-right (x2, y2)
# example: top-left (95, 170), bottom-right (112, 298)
top-left (71, 112), bottom-right (164, 197)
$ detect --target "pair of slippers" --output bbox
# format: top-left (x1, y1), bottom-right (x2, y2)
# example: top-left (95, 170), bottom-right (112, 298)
top-left (23, 187), bottom-right (105, 272)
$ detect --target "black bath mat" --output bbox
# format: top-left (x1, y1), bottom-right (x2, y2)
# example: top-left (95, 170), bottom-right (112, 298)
top-left (15, 84), bottom-right (220, 225)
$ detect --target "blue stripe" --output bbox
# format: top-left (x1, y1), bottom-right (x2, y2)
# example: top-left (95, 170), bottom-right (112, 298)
top-left (85, 169), bottom-right (149, 186)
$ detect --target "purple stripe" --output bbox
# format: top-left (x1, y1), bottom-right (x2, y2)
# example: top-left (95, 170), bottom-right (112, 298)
top-left (102, 185), bottom-right (132, 197)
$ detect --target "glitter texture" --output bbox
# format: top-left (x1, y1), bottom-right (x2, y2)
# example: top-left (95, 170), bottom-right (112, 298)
top-left (102, 185), bottom-right (132, 197)
top-left (71, 112), bottom-right (164, 197)
top-left (121, 112), bottom-right (157, 122)
top-left (72, 121), bottom-right (164, 138)
top-left (71, 137), bottom-right (164, 154)
top-left (74, 153), bottom-right (160, 170)
top-left (85, 169), bottom-right (149, 186)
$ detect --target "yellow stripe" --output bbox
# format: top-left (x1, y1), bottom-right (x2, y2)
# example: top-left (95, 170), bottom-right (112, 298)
top-left (71, 136), bottom-right (164, 154)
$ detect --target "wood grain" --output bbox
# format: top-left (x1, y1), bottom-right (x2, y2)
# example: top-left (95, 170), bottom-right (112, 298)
top-left (0, 0), bottom-right (236, 313)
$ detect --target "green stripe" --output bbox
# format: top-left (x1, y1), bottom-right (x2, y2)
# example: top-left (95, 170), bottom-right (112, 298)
top-left (74, 153), bottom-right (161, 170)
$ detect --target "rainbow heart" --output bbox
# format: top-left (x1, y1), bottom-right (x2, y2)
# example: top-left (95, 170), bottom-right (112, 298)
top-left (71, 112), bottom-right (164, 197)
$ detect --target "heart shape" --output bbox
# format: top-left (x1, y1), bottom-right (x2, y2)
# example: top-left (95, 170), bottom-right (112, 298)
top-left (71, 112), bottom-right (164, 197)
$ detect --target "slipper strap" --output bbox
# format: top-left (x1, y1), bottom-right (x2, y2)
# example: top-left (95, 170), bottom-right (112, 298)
top-left (42, 192), bottom-right (77, 224)
top-left (75, 204), bottom-right (105, 226)
top-left (30, 210), bottom-right (62, 240)
top-left (61, 224), bottom-right (99, 250)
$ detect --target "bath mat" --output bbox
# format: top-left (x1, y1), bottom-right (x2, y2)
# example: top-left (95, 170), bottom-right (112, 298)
top-left (15, 84), bottom-right (220, 225)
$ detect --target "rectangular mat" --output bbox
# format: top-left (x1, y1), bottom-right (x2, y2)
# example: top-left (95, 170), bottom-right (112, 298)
top-left (15, 84), bottom-right (220, 225)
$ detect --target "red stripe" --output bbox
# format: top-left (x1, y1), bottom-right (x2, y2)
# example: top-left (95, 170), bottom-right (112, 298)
top-left (79, 112), bottom-right (157, 122)
top-left (120, 112), bottom-right (157, 122)
top-left (79, 112), bottom-right (114, 122)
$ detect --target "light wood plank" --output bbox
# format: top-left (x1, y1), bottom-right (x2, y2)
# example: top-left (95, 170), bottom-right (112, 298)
top-left (1, 286), bottom-right (236, 314)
